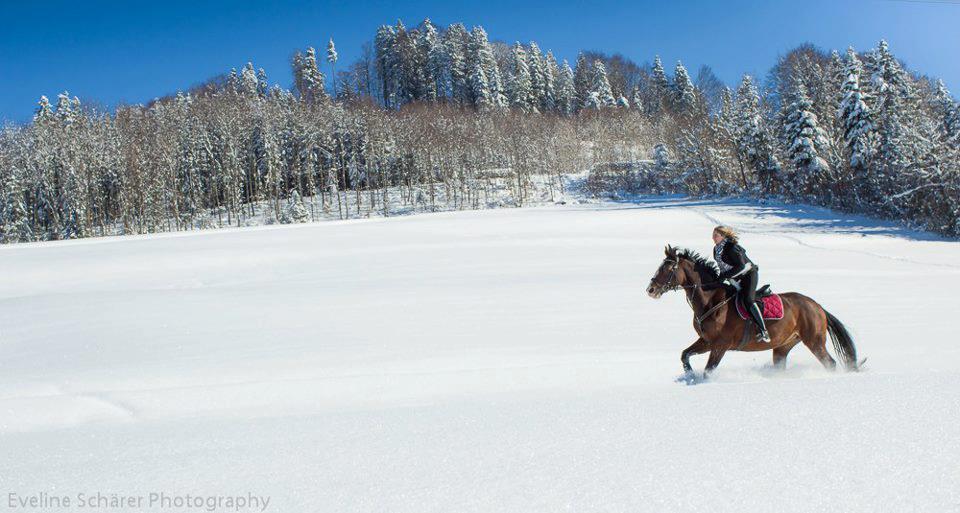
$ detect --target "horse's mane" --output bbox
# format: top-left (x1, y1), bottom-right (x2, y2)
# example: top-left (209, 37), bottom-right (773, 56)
top-left (671, 246), bottom-right (720, 283)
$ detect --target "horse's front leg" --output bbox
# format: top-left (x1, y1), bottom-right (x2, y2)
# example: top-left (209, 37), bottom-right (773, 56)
top-left (704, 345), bottom-right (729, 374)
top-left (681, 337), bottom-right (710, 372)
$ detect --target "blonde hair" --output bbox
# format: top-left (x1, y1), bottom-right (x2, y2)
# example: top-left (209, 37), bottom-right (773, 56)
top-left (713, 225), bottom-right (739, 243)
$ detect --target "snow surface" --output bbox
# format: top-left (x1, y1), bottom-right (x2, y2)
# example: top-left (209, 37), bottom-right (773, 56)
top-left (1, 196), bottom-right (959, 512)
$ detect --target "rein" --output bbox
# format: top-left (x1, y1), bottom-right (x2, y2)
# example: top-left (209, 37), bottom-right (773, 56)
top-left (693, 294), bottom-right (733, 329)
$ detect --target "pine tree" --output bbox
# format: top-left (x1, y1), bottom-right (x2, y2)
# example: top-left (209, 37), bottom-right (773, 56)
top-left (256, 68), bottom-right (269, 98)
top-left (543, 52), bottom-right (558, 112)
top-left (734, 75), bottom-right (780, 187)
top-left (573, 53), bottom-right (591, 112)
top-left (239, 63), bottom-right (260, 97)
top-left (783, 80), bottom-right (830, 182)
top-left (556, 60), bottom-right (577, 116)
top-left (54, 92), bottom-right (87, 238)
top-left (375, 25), bottom-right (398, 107)
top-left (652, 143), bottom-right (671, 173)
top-left (55, 91), bottom-right (77, 125)
top-left (295, 48), bottom-right (328, 104)
top-left (527, 42), bottom-right (547, 110)
top-left (584, 60), bottom-right (615, 109)
top-left (931, 80), bottom-right (959, 147)
top-left (283, 189), bottom-right (309, 223)
top-left (837, 48), bottom-right (874, 180)
top-left (1, 128), bottom-right (33, 242)
top-left (327, 38), bottom-right (339, 97)
top-left (868, 40), bottom-right (911, 180)
top-left (444, 23), bottom-right (471, 105)
top-left (673, 61), bottom-right (697, 114)
top-left (470, 60), bottom-right (492, 110)
top-left (470, 27), bottom-right (506, 108)
top-left (630, 86), bottom-right (644, 112)
top-left (649, 55), bottom-right (670, 114)
top-left (422, 19), bottom-right (445, 101)
top-left (34, 95), bottom-right (54, 123)
top-left (508, 43), bottom-right (535, 112)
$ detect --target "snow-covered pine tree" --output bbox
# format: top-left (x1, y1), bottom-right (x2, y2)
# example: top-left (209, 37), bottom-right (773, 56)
top-left (837, 47), bottom-right (875, 199)
top-left (543, 52), bottom-right (558, 112)
top-left (0, 127), bottom-right (33, 243)
top-left (422, 20), bottom-right (445, 101)
top-left (556, 60), bottom-right (577, 116)
top-left (444, 24), bottom-right (471, 105)
top-left (256, 68), bottom-right (269, 99)
top-left (584, 60), bottom-right (615, 109)
top-left (527, 42), bottom-right (547, 110)
top-left (673, 61), bottom-right (697, 114)
top-left (470, 27), bottom-right (506, 108)
top-left (573, 53), bottom-right (591, 112)
top-left (239, 63), bottom-right (260, 98)
top-left (295, 48), bottom-right (328, 104)
top-left (392, 20), bottom-right (430, 106)
top-left (226, 68), bottom-right (240, 94)
top-left (327, 38), bottom-right (339, 97)
top-left (782, 79), bottom-right (830, 187)
top-left (507, 43), bottom-right (535, 112)
top-left (932, 80), bottom-right (959, 146)
top-left (630, 86), bottom-right (644, 112)
top-left (867, 40), bottom-right (912, 188)
top-left (55, 91), bottom-right (78, 125)
top-left (375, 25), bottom-right (398, 107)
top-left (34, 95), bottom-right (54, 123)
top-left (414, 21), bottom-right (437, 102)
top-left (54, 92), bottom-right (87, 239)
top-left (470, 59), bottom-right (492, 110)
top-left (718, 86), bottom-right (735, 128)
top-left (283, 189), bottom-right (310, 223)
top-left (734, 75), bottom-right (781, 189)
top-left (649, 55), bottom-right (670, 114)
top-left (652, 143), bottom-right (671, 173)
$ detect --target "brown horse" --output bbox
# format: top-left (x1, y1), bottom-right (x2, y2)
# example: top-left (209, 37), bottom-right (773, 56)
top-left (647, 245), bottom-right (860, 377)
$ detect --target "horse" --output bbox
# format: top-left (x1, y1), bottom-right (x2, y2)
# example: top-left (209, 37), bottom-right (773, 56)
top-left (647, 245), bottom-right (860, 377)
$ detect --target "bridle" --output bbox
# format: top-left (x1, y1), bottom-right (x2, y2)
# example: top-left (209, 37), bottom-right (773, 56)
top-left (650, 257), bottom-right (703, 294)
top-left (650, 256), bottom-right (732, 329)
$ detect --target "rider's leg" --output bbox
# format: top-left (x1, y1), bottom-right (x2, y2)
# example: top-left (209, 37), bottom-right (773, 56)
top-left (739, 270), bottom-right (769, 342)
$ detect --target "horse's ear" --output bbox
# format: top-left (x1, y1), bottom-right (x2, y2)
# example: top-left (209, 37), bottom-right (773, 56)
top-left (664, 245), bottom-right (671, 257)
top-left (665, 245), bottom-right (675, 258)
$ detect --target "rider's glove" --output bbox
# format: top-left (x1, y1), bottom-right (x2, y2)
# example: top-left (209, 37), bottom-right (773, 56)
top-left (725, 279), bottom-right (741, 291)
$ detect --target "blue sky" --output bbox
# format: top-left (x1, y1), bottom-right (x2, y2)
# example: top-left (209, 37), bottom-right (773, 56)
top-left (1, 0), bottom-right (958, 123)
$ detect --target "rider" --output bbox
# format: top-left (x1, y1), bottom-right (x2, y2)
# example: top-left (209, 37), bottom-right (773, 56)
top-left (712, 225), bottom-right (770, 343)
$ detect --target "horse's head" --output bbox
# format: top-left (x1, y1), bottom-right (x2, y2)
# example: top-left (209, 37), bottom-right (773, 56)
top-left (647, 245), bottom-right (684, 299)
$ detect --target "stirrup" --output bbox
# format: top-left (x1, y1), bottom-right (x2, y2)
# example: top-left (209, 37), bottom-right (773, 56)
top-left (757, 330), bottom-right (771, 343)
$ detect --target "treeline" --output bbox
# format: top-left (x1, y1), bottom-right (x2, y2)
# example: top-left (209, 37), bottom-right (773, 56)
top-left (0, 19), bottom-right (958, 243)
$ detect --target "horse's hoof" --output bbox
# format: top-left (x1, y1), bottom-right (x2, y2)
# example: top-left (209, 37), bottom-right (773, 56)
top-left (675, 371), bottom-right (707, 385)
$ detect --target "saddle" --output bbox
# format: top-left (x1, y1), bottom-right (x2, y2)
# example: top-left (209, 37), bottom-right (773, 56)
top-left (734, 284), bottom-right (784, 321)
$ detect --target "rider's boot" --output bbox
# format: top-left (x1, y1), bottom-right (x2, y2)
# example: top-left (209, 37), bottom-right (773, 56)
top-left (748, 302), bottom-right (771, 343)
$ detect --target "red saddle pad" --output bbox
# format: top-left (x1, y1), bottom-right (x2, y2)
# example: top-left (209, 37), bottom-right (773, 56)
top-left (736, 294), bottom-right (784, 321)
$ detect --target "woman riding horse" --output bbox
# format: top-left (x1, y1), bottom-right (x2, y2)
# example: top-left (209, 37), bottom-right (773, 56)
top-left (710, 226), bottom-right (769, 343)
top-left (646, 245), bottom-right (860, 376)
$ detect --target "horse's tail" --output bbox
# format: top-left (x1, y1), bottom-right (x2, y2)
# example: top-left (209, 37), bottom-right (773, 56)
top-left (824, 309), bottom-right (859, 371)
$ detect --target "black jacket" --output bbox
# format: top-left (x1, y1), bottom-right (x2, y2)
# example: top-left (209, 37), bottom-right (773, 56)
top-left (715, 239), bottom-right (755, 281)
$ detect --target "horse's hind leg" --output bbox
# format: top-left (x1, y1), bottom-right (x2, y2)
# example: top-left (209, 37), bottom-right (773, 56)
top-left (772, 340), bottom-right (799, 370)
top-left (802, 330), bottom-right (837, 371)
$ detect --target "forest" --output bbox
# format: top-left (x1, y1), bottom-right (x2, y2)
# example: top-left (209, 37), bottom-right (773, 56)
top-left (1, 18), bottom-right (958, 242)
